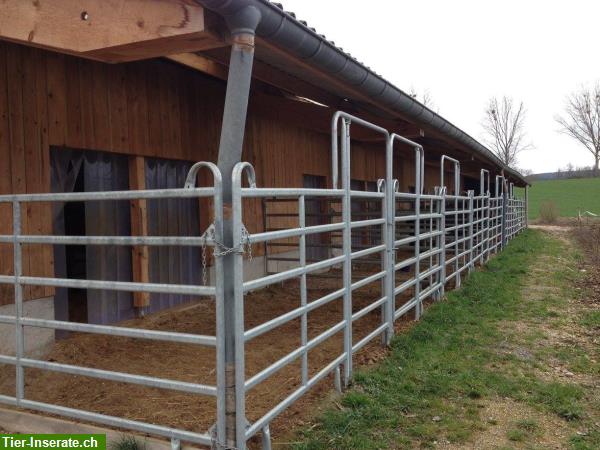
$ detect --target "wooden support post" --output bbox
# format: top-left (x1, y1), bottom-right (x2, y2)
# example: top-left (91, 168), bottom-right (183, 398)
top-left (129, 156), bottom-right (150, 310)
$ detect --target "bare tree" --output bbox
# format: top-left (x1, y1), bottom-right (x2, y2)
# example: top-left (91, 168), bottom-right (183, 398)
top-left (520, 167), bottom-right (533, 177)
top-left (565, 162), bottom-right (574, 177)
top-left (409, 86), bottom-right (437, 111)
top-left (482, 96), bottom-right (531, 168)
top-left (555, 83), bottom-right (600, 177)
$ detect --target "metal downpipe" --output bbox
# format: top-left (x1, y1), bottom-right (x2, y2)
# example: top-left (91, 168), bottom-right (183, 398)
top-left (215, 5), bottom-right (261, 449)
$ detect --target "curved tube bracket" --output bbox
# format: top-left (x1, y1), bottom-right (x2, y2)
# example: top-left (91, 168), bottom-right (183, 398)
top-left (184, 161), bottom-right (223, 189)
top-left (232, 162), bottom-right (257, 189)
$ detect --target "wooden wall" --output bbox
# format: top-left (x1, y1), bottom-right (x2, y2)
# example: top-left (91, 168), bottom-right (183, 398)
top-left (0, 40), bottom-right (390, 305)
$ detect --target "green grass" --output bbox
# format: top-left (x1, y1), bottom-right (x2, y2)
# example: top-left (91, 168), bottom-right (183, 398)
top-left (580, 310), bottom-right (600, 330)
top-left (109, 436), bottom-right (146, 450)
top-left (517, 177), bottom-right (600, 220)
top-left (292, 230), bottom-right (598, 449)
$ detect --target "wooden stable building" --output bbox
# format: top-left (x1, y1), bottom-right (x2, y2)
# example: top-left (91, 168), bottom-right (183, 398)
top-left (0, 0), bottom-right (527, 356)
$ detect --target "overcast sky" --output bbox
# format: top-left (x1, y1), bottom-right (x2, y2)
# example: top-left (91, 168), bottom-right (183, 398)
top-left (280, 0), bottom-right (600, 174)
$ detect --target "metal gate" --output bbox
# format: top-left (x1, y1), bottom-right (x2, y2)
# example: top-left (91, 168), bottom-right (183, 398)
top-left (0, 111), bottom-right (527, 450)
top-left (0, 162), bottom-right (226, 448)
top-left (227, 112), bottom-right (527, 449)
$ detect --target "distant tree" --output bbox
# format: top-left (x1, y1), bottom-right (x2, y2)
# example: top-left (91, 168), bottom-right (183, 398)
top-left (565, 162), bottom-right (574, 177)
top-left (574, 165), bottom-right (591, 178)
top-left (482, 96), bottom-right (531, 169)
top-left (520, 167), bottom-right (533, 177)
top-left (519, 167), bottom-right (534, 181)
top-left (409, 87), bottom-right (437, 111)
top-left (555, 83), bottom-right (600, 176)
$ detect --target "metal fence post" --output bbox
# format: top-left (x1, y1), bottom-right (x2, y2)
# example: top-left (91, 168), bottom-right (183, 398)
top-left (525, 185), bottom-right (529, 229)
top-left (468, 191), bottom-right (474, 272)
top-left (438, 187), bottom-right (446, 299)
top-left (484, 192), bottom-right (490, 263)
top-left (428, 188), bottom-right (434, 291)
top-left (261, 424), bottom-right (271, 450)
top-left (380, 178), bottom-right (394, 346)
top-left (454, 170), bottom-right (460, 289)
top-left (384, 138), bottom-right (395, 345)
top-left (414, 165), bottom-right (421, 320)
top-left (480, 170), bottom-right (489, 264)
top-left (203, 164), bottom-right (226, 448)
top-left (299, 195), bottom-right (308, 385)
top-left (377, 179), bottom-right (386, 346)
top-left (232, 162), bottom-right (257, 450)
top-left (341, 118), bottom-right (353, 385)
top-left (13, 200), bottom-right (24, 404)
top-left (440, 156), bottom-right (460, 292)
top-left (501, 189), bottom-right (507, 249)
top-left (232, 170), bottom-right (247, 450)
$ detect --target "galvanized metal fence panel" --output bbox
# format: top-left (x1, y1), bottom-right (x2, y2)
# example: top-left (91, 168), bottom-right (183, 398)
top-left (0, 162), bottom-right (226, 448)
top-left (0, 111), bottom-right (528, 450)
top-left (228, 112), bottom-right (527, 449)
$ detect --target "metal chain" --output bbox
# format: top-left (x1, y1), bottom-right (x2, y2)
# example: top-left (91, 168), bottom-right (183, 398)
top-left (199, 224), bottom-right (215, 286)
top-left (199, 223), bottom-right (253, 286)
top-left (243, 225), bottom-right (253, 262)
top-left (211, 224), bottom-right (252, 259)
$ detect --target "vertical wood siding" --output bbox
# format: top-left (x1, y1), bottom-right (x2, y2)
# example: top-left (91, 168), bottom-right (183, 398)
top-left (0, 40), bottom-right (410, 305)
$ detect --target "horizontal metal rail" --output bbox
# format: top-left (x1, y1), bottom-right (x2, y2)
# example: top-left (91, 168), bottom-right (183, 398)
top-left (0, 275), bottom-right (216, 297)
top-left (0, 355), bottom-right (216, 396)
top-left (0, 235), bottom-right (216, 247)
top-left (0, 396), bottom-right (213, 446)
top-left (0, 316), bottom-right (216, 346)
top-left (0, 187), bottom-right (215, 203)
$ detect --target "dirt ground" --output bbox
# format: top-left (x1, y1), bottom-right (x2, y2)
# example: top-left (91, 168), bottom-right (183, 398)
top-left (439, 398), bottom-right (572, 450)
top-left (0, 259), bottom-right (451, 446)
top-left (446, 225), bottom-right (600, 449)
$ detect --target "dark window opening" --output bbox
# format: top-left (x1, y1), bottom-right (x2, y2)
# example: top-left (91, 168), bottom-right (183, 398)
top-left (51, 148), bottom-right (132, 327)
top-left (463, 177), bottom-right (479, 192)
top-left (64, 164), bottom-right (87, 323)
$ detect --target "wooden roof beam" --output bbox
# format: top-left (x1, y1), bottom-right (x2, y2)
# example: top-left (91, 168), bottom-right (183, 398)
top-left (199, 48), bottom-right (425, 138)
top-left (0, 0), bottom-right (228, 62)
top-left (169, 49), bottom-right (425, 143)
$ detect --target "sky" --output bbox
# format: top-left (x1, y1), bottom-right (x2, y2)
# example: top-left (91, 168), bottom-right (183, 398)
top-left (280, 0), bottom-right (600, 174)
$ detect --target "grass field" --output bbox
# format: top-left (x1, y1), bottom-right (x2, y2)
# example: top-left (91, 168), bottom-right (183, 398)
top-left (520, 177), bottom-right (600, 220)
top-left (291, 230), bottom-right (600, 449)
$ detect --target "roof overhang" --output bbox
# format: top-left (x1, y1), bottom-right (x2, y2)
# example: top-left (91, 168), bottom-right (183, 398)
top-left (197, 0), bottom-right (528, 186)
top-left (0, 0), bottom-right (528, 186)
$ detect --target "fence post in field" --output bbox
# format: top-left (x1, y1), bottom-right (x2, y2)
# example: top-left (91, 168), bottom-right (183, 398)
top-left (525, 185), bottom-right (529, 228)
top-left (438, 186), bottom-right (447, 300)
top-left (480, 169), bottom-right (490, 263)
top-left (468, 190), bottom-right (475, 273)
top-left (341, 118), bottom-right (353, 386)
top-left (501, 187), bottom-right (508, 249)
